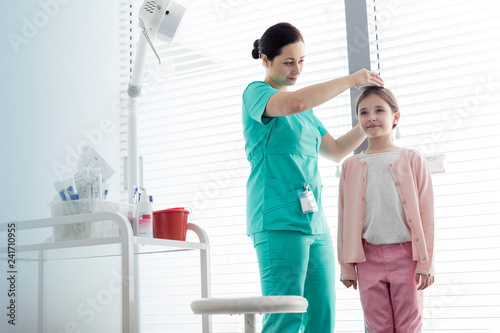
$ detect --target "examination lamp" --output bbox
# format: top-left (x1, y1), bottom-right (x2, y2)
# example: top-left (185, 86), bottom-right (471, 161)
top-left (126, 0), bottom-right (186, 203)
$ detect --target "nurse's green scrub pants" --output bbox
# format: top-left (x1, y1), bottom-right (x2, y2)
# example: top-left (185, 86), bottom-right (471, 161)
top-left (251, 230), bottom-right (336, 333)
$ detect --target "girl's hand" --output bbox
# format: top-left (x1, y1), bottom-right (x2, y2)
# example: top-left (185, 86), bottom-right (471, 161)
top-left (415, 273), bottom-right (434, 290)
top-left (341, 279), bottom-right (358, 290)
top-left (350, 68), bottom-right (384, 88)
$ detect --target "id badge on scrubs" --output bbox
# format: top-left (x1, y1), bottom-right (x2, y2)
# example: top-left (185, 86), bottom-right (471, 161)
top-left (299, 184), bottom-right (318, 214)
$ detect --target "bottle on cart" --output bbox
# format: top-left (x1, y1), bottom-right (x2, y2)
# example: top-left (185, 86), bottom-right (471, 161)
top-left (135, 188), bottom-right (153, 237)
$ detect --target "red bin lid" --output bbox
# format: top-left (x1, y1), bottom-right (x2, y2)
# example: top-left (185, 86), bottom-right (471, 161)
top-left (154, 207), bottom-right (191, 214)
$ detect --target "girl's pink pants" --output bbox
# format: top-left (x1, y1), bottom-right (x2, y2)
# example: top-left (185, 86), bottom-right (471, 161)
top-left (357, 240), bottom-right (424, 333)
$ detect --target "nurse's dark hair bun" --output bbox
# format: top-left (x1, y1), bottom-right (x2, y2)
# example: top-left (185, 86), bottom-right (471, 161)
top-left (252, 22), bottom-right (304, 61)
top-left (252, 39), bottom-right (260, 59)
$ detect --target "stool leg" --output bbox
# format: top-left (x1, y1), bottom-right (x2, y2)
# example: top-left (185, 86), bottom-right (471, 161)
top-left (244, 314), bottom-right (256, 333)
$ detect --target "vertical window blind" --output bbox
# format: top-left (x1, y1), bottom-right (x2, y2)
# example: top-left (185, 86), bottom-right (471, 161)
top-left (119, 0), bottom-right (500, 332)
top-left (367, 0), bottom-right (500, 331)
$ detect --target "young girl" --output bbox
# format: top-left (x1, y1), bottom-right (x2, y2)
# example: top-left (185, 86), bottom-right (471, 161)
top-left (337, 87), bottom-right (435, 332)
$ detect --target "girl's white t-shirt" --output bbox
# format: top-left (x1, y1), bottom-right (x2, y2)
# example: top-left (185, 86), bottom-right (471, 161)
top-left (359, 149), bottom-right (411, 245)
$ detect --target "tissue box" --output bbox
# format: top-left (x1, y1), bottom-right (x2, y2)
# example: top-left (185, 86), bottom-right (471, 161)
top-left (50, 199), bottom-right (134, 241)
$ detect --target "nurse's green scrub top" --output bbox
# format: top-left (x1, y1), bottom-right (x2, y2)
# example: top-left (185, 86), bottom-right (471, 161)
top-left (242, 81), bottom-right (329, 236)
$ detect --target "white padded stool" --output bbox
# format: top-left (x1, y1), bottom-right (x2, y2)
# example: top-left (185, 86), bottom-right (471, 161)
top-left (191, 295), bottom-right (308, 333)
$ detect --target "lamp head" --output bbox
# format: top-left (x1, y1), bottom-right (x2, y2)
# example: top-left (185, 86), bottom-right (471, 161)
top-left (139, 0), bottom-right (186, 43)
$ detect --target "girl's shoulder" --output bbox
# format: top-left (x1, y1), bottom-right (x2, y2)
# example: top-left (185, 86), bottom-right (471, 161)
top-left (401, 147), bottom-right (427, 163)
top-left (342, 154), bottom-right (362, 168)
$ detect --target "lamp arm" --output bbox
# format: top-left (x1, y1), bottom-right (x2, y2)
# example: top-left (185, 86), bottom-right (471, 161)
top-left (128, 32), bottom-right (150, 98)
top-left (127, 95), bottom-right (139, 203)
top-left (126, 31), bottom-right (151, 203)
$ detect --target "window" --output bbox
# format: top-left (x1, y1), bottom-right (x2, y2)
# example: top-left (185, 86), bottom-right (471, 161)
top-left (119, 0), bottom-right (500, 331)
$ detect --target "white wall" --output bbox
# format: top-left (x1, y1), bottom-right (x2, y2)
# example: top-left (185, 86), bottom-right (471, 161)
top-left (0, 0), bottom-right (122, 223)
top-left (0, 1), bottom-right (123, 332)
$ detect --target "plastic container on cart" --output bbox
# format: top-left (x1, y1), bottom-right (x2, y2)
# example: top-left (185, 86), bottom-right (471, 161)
top-left (49, 199), bottom-right (134, 241)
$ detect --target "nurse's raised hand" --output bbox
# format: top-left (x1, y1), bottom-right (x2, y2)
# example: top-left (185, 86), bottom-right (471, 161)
top-left (350, 68), bottom-right (384, 89)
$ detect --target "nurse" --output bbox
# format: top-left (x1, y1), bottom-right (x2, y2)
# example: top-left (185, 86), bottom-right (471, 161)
top-left (242, 22), bottom-right (384, 332)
